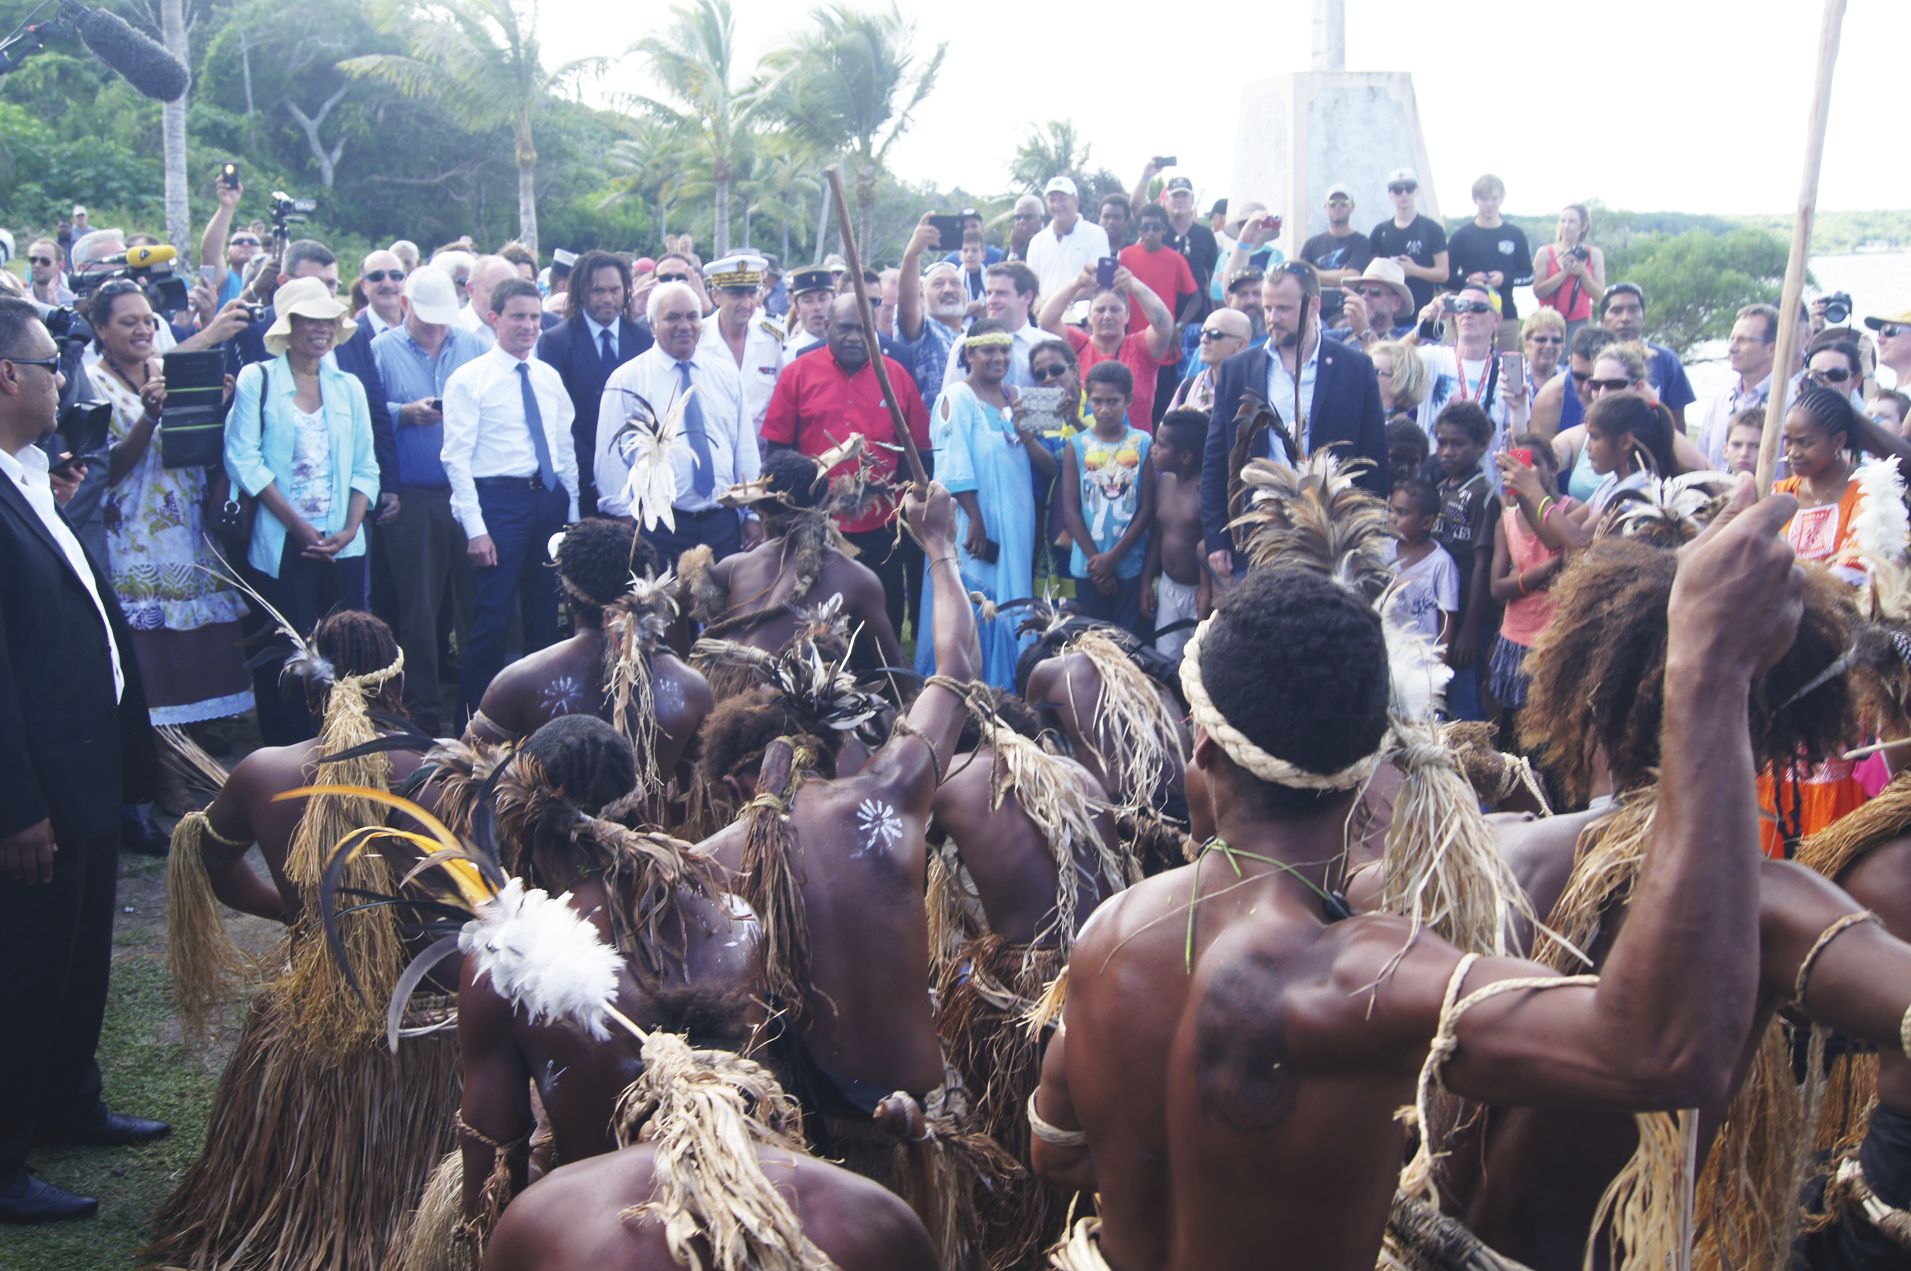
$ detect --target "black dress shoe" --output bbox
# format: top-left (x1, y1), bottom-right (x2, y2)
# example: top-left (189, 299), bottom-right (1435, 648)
top-left (0, 1171), bottom-right (98, 1224)
top-left (120, 807), bottom-right (170, 858)
top-left (36, 1110), bottom-right (171, 1149)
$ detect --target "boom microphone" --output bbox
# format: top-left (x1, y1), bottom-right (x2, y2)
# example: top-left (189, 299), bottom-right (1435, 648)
top-left (65, 1), bottom-right (189, 102)
top-left (124, 244), bottom-right (176, 268)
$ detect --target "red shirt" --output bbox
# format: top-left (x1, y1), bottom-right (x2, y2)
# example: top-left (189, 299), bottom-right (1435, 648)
top-left (761, 350), bottom-right (932, 535)
top-left (1117, 242), bottom-right (1196, 333)
top-left (1065, 327), bottom-right (1166, 433)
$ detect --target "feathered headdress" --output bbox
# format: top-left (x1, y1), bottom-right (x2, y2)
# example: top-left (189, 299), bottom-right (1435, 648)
top-left (691, 630), bottom-right (888, 743)
top-left (610, 387), bottom-right (699, 532)
top-left (1600, 472), bottom-right (1735, 548)
top-left (1229, 453), bottom-right (1393, 602)
top-left (1198, 450), bottom-right (1540, 961)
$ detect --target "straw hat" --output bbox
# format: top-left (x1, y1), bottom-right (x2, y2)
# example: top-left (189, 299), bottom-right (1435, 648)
top-left (264, 276), bottom-right (356, 355)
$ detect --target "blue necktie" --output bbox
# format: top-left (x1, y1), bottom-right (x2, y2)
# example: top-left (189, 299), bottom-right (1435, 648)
top-left (677, 359), bottom-right (715, 498)
top-left (599, 327), bottom-right (617, 368)
top-left (516, 361), bottom-right (557, 490)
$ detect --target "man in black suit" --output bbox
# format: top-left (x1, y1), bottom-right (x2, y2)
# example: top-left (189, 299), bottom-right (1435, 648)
top-left (535, 249), bottom-right (652, 515)
top-left (0, 299), bottom-right (167, 1224)
top-left (1201, 260), bottom-right (1388, 578)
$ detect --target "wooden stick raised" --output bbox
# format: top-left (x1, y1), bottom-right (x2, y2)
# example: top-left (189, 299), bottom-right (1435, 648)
top-left (824, 165), bottom-right (929, 487)
top-left (1755, 0), bottom-right (1847, 494)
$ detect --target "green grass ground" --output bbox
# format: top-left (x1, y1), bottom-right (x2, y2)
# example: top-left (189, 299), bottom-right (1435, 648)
top-left (0, 853), bottom-right (265, 1270)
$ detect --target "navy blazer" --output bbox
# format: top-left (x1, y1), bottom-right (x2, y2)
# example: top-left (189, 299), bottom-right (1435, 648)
top-left (231, 309), bottom-right (399, 497)
top-left (1201, 338), bottom-right (1389, 562)
top-left (536, 315), bottom-right (652, 514)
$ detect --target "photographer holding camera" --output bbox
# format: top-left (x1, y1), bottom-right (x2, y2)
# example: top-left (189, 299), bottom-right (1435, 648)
top-left (1532, 203), bottom-right (1606, 333)
top-left (81, 280), bottom-right (251, 740)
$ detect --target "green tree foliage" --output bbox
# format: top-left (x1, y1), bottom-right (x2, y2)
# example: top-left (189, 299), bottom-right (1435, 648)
top-left (630, 0), bottom-right (760, 257)
top-left (1605, 227), bottom-right (1791, 357)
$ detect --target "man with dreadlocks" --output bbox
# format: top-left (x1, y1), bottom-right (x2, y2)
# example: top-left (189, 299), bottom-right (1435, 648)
top-left (427, 715), bottom-right (760, 1264)
top-left (1025, 474), bottom-right (1805, 1271)
top-left (469, 518), bottom-right (711, 805)
top-left (927, 683), bottom-right (1131, 1268)
top-left (693, 481), bottom-right (1010, 1263)
top-left (479, 981), bottom-right (939, 1271)
top-left (680, 448), bottom-right (904, 692)
top-left (151, 609), bottom-right (460, 1270)
top-left (1433, 520), bottom-right (1911, 1270)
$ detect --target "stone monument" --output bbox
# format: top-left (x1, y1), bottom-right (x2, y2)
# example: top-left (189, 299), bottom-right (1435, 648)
top-left (1230, 0), bottom-right (1438, 260)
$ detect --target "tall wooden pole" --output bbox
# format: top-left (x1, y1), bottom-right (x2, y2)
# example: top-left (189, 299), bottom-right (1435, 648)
top-left (1755, 0), bottom-right (1847, 494)
top-left (824, 165), bottom-right (929, 486)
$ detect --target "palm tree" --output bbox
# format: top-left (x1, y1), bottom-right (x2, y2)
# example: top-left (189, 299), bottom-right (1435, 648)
top-left (764, 3), bottom-right (944, 253)
top-left (749, 136), bottom-right (824, 265)
top-left (1011, 119), bottom-right (1092, 196)
top-left (601, 123), bottom-right (686, 244)
top-left (631, 0), bottom-right (759, 257)
top-left (340, 0), bottom-right (603, 254)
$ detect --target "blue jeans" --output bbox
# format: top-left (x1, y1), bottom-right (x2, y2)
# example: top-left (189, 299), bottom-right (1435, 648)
top-left (463, 479), bottom-right (568, 717)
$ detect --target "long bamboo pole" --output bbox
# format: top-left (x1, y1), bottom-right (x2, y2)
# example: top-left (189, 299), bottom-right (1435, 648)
top-left (1755, 0), bottom-right (1847, 494)
top-left (824, 165), bottom-right (929, 487)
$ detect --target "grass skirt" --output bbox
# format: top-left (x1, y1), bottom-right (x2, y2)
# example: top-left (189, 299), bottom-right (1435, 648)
top-left (143, 991), bottom-right (460, 1270)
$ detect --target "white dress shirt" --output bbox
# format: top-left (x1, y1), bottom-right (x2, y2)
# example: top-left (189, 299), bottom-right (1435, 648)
top-left (595, 344), bottom-right (760, 518)
top-left (0, 442), bottom-right (123, 701)
top-left (441, 344), bottom-right (580, 539)
top-left (1025, 217), bottom-right (1112, 303)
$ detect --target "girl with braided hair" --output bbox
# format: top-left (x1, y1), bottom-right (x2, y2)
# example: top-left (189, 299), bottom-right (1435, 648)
top-left (150, 609), bottom-right (462, 1270)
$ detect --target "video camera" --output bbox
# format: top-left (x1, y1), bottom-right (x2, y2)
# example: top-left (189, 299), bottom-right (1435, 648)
top-left (70, 243), bottom-right (191, 318)
top-left (269, 190), bottom-right (316, 253)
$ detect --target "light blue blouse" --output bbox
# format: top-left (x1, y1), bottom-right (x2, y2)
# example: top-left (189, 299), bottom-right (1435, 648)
top-left (224, 354), bottom-right (380, 577)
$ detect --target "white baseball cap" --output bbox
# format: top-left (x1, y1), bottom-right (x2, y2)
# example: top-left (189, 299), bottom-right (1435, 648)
top-left (1325, 182), bottom-right (1354, 202)
top-left (1043, 176), bottom-right (1079, 199)
top-left (404, 266), bottom-right (462, 325)
top-left (1385, 168), bottom-right (1419, 189)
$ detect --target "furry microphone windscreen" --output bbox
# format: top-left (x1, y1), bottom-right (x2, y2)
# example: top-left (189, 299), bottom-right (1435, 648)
top-left (76, 6), bottom-right (189, 102)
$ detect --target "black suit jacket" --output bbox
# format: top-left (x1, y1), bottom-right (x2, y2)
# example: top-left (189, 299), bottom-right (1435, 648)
top-left (232, 310), bottom-right (399, 497)
top-left (1201, 338), bottom-right (1389, 561)
top-left (536, 315), bottom-right (652, 514)
top-left (0, 473), bottom-right (156, 844)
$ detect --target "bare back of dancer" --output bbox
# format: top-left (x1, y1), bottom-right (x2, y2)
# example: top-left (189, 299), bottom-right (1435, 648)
top-left (706, 534), bottom-right (904, 671)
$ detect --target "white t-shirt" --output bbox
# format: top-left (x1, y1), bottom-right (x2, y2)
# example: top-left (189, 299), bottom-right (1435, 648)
top-left (1416, 345), bottom-right (1518, 490)
top-left (1025, 217), bottom-right (1112, 305)
top-left (1383, 539), bottom-right (1461, 641)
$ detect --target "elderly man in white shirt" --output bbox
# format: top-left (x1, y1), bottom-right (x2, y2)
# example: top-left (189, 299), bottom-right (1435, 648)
top-left (595, 280), bottom-right (762, 566)
top-left (1024, 176), bottom-right (1112, 306)
top-left (441, 277), bottom-right (578, 715)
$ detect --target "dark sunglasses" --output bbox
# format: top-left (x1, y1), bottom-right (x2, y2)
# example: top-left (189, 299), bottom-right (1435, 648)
top-left (1030, 363), bottom-right (1071, 382)
top-left (1587, 377), bottom-right (1632, 392)
top-left (1350, 285), bottom-right (1392, 299)
top-left (231, 237), bottom-right (260, 247)
top-left (1811, 366), bottom-right (1853, 384)
top-left (656, 272), bottom-right (690, 284)
top-left (1570, 369), bottom-right (1592, 384)
top-left (1525, 334), bottom-right (1563, 345)
top-left (1883, 324), bottom-right (1909, 339)
top-left (28, 256), bottom-right (54, 266)
top-left (1449, 300), bottom-right (1495, 315)
top-left (3, 354), bottom-right (61, 373)
top-left (1388, 183), bottom-right (1416, 195)
top-left (1198, 328), bottom-right (1238, 342)
top-left (363, 269), bottom-right (405, 284)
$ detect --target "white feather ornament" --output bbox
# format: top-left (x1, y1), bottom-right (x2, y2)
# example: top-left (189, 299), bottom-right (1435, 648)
top-left (1852, 455), bottom-right (1910, 568)
top-left (613, 386), bottom-right (699, 533)
top-left (1382, 608), bottom-right (1453, 726)
top-left (460, 878), bottom-right (624, 1040)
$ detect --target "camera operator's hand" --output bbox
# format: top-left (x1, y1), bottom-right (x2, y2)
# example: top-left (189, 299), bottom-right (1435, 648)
top-left (1340, 292), bottom-right (1370, 338)
top-left (189, 276), bottom-right (217, 327)
top-left (50, 455), bottom-right (85, 506)
top-left (203, 300), bottom-right (255, 344)
top-left (139, 375), bottom-right (166, 421)
top-left (216, 178), bottom-right (243, 210)
top-left (1809, 297), bottom-right (1829, 334)
top-left (907, 213), bottom-right (940, 258)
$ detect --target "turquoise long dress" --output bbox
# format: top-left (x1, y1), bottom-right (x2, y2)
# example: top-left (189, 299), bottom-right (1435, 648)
top-left (915, 381), bottom-right (1035, 688)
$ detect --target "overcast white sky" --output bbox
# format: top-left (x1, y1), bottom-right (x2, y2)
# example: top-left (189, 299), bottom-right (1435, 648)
top-left (545, 0), bottom-right (1907, 219)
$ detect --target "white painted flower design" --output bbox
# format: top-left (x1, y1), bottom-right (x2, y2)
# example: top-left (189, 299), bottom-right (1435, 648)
top-left (856, 798), bottom-right (903, 856)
